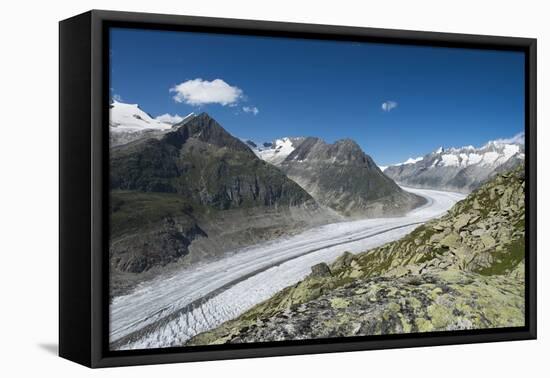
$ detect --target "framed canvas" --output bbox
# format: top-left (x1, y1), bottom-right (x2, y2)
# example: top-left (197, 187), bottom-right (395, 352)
top-left (59, 10), bottom-right (537, 368)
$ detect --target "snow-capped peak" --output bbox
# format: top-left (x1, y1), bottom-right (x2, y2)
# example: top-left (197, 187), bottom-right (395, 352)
top-left (387, 133), bottom-right (524, 171)
top-left (110, 101), bottom-right (173, 132)
top-left (243, 137), bottom-right (305, 166)
top-left (431, 135), bottom-right (524, 168)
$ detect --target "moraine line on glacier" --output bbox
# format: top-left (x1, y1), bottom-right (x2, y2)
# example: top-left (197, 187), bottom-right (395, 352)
top-left (109, 187), bottom-right (466, 350)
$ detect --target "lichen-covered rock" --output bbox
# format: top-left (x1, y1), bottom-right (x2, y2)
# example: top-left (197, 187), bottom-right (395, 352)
top-left (187, 166), bottom-right (525, 345)
top-left (311, 263), bottom-right (332, 278)
top-left (188, 268), bottom-right (524, 345)
top-left (331, 252), bottom-right (355, 270)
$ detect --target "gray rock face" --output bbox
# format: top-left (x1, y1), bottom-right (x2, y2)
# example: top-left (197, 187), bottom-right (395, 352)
top-left (110, 217), bottom-right (206, 274)
top-left (279, 137), bottom-right (425, 217)
top-left (384, 140), bottom-right (524, 193)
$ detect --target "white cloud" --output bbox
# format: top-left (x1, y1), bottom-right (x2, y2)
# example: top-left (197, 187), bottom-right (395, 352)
top-left (155, 113), bottom-right (184, 124)
top-left (381, 100), bottom-right (398, 112)
top-left (492, 132), bottom-right (525, 145)
top-left (170, 78), bottom-right (243, 106)
top-left (242, 106), bottom-right (259, 115)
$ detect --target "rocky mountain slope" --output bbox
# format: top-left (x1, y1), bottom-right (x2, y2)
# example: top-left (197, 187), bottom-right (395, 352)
top-left (109, 113), bottom-right (335, 297)
top-left (278, 137), bottom-right (425, 217)
top-left (384, 136), bottom-right (524, 193)
top-left (188, 165), bottom-right (525, 345)
top-left (111, 113), bottom-right (318, 208)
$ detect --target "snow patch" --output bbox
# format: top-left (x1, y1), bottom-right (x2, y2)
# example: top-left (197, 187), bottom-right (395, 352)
top-left (403, 156), bottom-right (424, 165)
top-left (393, 156), bottom-right (424, 167)
top-left (110, 101), bottom-right (173, 131)
top-left (439, 154), bottom-right (459, 167)
top-left (245, 137), bottom-right (304, 166)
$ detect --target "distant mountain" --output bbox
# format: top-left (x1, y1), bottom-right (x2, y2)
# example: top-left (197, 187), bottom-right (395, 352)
top-left (109, 101), bottom-right (195, 147)
top-left (384, 135), bottom-right (525, 193)
top-left (109, 113), bottom-right (333, 296)
top-left (245, 137), bottom-right (306, 166)
top-left (277, 137), bottom-right (425, 217)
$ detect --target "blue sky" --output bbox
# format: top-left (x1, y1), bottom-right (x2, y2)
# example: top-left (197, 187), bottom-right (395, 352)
top-left (110, 28), bottom-right (525, 165)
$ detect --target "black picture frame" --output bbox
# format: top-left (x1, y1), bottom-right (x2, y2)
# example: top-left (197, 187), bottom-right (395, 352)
top-left (59, 9), bottom-right (537, 368)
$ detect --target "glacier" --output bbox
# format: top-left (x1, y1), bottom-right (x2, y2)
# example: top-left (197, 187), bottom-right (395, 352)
top-left (109, 186), bottom-right (465, 350)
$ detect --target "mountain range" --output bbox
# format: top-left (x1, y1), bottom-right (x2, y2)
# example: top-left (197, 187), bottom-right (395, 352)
top-left (245, 136), bottom-right (424, 217)
top-left (109, 101), bottom-right (523, 296)
top-left (383, 136), bottom-right (524, 192)
top-left (108, 102), bottom-right (425, 295)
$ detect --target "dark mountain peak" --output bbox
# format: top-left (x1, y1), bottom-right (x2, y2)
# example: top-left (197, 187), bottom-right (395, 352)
top-left (170, 112), bottom-right (219, 134)
top-left (164, 113), bottom-right (253, 155)
top-left (195, 111), bottom-right (215, 122)
top-left (184, 112), bottom-right (220, 131)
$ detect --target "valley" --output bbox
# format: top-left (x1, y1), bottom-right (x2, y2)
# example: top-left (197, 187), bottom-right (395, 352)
top-left (188, 167), bottom-right (526, 345)
top-left (108, 107), bottom-right (424, 297)
top-left (109, 186), bottom-right (464, 350)
top-left (107, 101), bottom-right (524, 351)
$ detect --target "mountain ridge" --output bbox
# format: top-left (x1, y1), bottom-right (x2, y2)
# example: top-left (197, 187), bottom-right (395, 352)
top-left (384, 135), bottom-right (525, 193)
top-left (245, 134), bottom-right (425, 217)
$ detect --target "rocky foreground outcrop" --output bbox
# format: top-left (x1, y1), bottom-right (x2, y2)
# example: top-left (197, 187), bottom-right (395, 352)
top-left (188, 166), bottom-right (525, 345)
